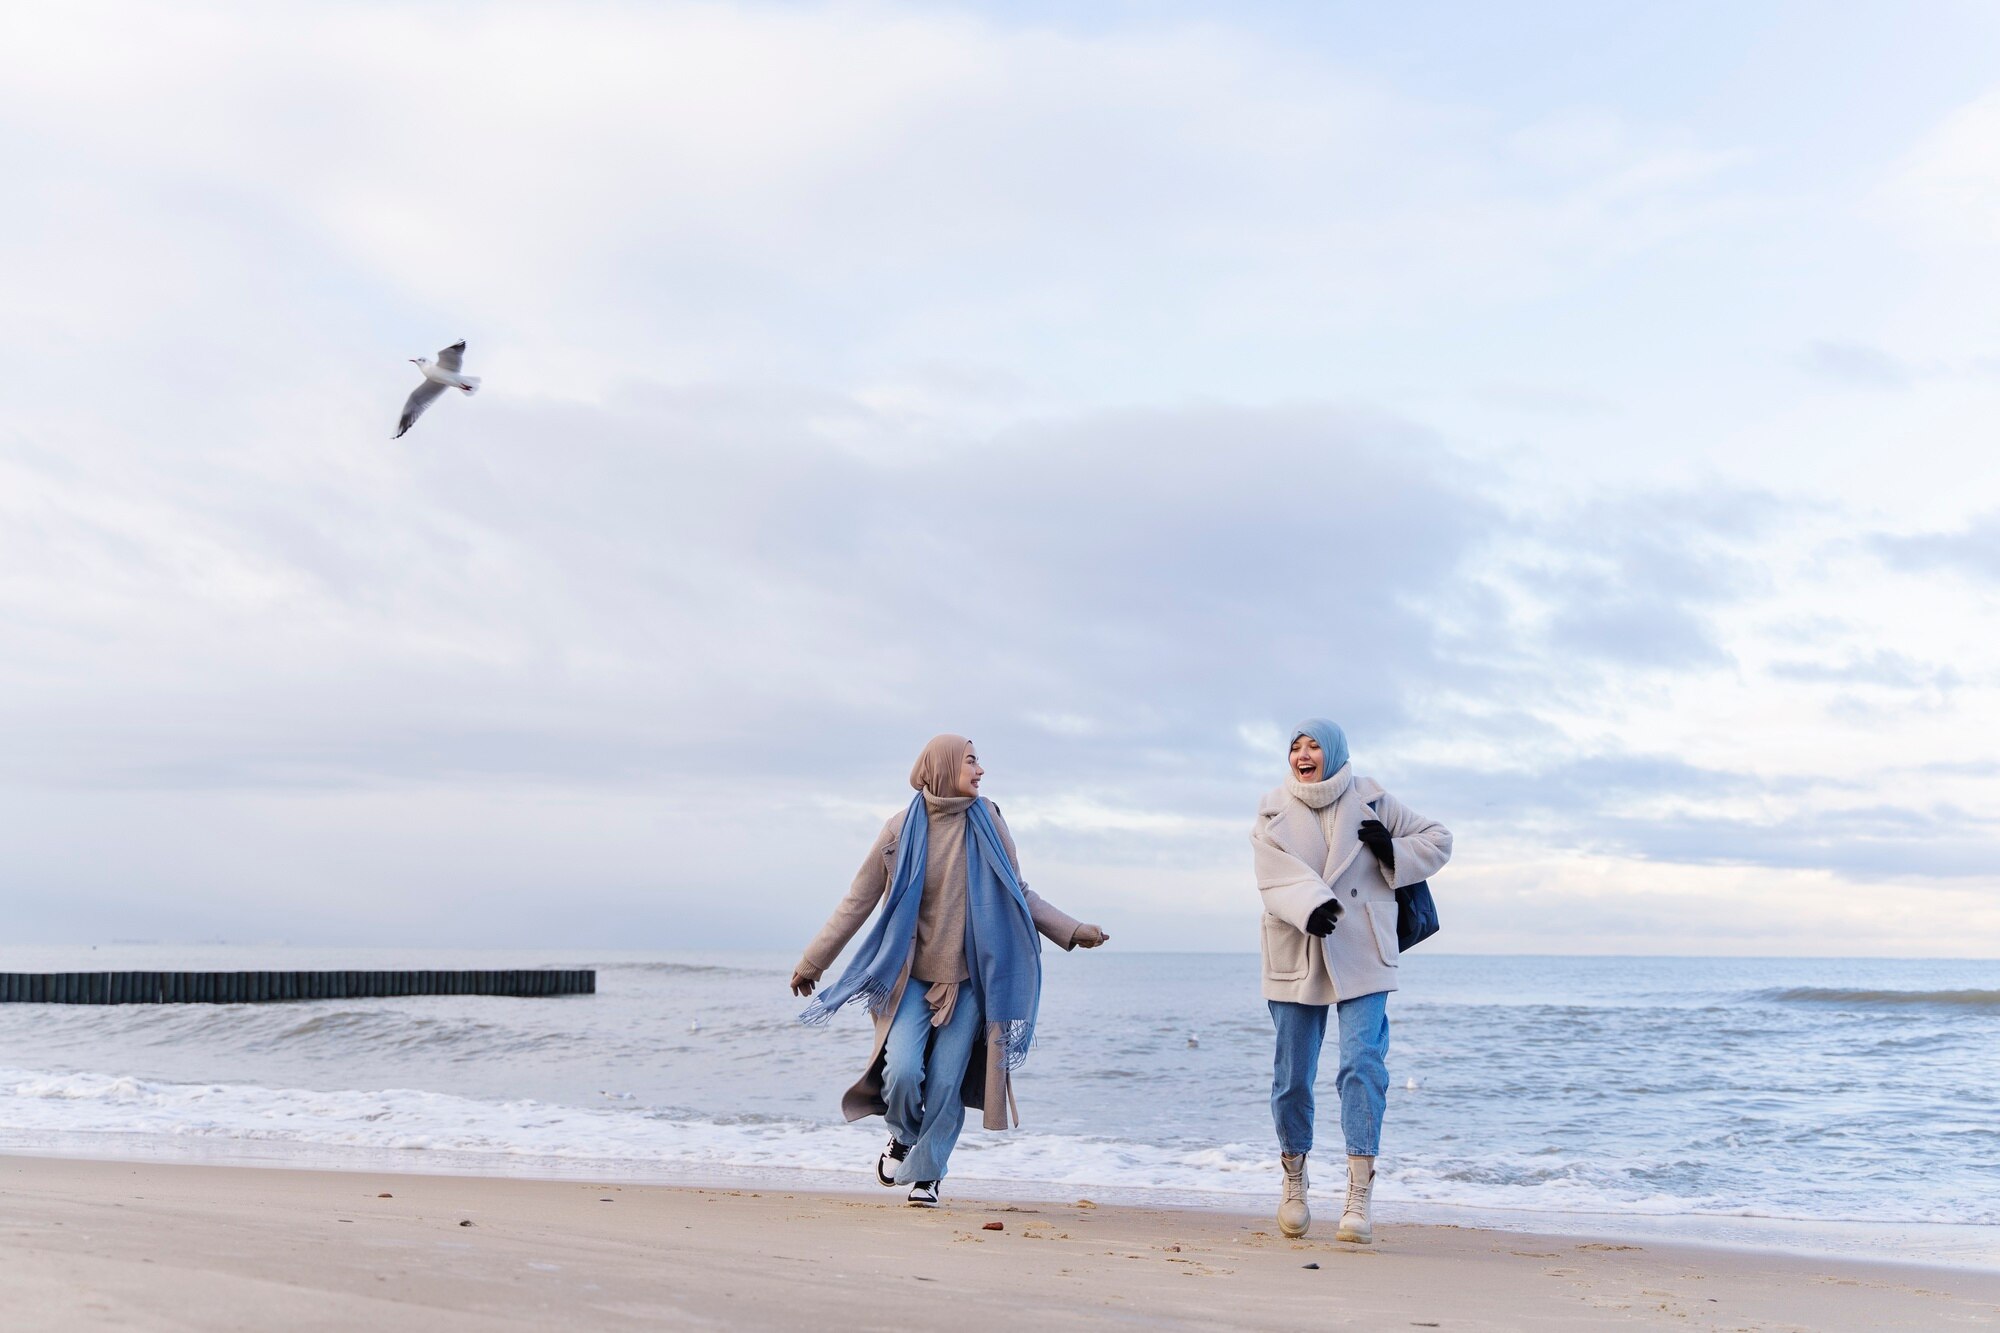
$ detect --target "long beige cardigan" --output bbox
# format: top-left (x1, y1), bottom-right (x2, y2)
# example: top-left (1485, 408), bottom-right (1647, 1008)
top-left (796, 800), bottom-right (1082, 1131)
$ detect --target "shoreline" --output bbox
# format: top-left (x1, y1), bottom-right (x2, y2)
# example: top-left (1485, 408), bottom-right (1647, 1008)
top-left (8, 1137), bottom-right (2000, 1276)
top-left (5, 1155), bottom-right (1998, 1330)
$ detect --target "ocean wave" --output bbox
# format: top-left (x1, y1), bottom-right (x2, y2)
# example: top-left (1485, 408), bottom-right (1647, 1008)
top-left (4, 1067), bottom-right (1994, 1229)
top-left (261, 1010), bottom-right (581, 1058)
top-left (11, 1005), bottom-right (588, 1062)
top-left (604, 961), bottom-right (773, 977)
top-left (1755, 987), bottom-right (2000, 1010)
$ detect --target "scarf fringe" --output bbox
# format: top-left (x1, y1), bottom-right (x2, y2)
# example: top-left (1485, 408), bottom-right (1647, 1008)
top-left (794, 795), bottom-right (928, 1031)
top-left (797, 976), bottom-right (894, 1028)
top-left (999, 1018), bottom-right (1036, 1071)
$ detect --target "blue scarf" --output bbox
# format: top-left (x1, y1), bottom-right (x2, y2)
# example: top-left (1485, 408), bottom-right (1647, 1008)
top-left (800, 794), bottom-right (1043, 1069)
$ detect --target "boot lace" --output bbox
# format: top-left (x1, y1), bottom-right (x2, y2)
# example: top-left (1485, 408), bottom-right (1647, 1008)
top-left (1282, 1157), bottom-right (1309, 1204)
top-left (1344, 1168), bottom-right (1372, 1217)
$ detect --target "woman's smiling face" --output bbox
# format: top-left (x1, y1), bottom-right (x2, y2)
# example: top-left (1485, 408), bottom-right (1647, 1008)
top-left (1289, 735), bottom-right (1326, 782)
top-left (958, 746), bottom-right (985, 796)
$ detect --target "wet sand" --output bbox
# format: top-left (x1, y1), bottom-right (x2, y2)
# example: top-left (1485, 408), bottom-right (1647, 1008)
top-left (3, 1155), bottom-right (1995, 1330)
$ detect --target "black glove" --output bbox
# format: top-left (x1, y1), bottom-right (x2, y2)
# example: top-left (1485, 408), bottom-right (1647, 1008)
top-left (1357, 818), bottom-right (1395, 872)
top-left (1305, 899), bottom-right (1342, 938)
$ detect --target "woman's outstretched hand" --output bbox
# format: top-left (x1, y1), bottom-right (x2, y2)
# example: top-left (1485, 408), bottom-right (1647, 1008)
top-left (789, 970), bottom-right (817, 997)
top-left (1073, 924), bottom-right (1110, 949)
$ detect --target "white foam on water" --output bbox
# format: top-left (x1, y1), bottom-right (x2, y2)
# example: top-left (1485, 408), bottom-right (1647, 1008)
top-left (7, 1065), bottom-right (1994, 1234)
top-left (0, 1066), bottom-right (1272, 1185)
top-left (7, 949), bottom-right (1999, 1268)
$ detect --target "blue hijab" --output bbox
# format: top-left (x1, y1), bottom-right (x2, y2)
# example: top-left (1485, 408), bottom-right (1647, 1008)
top-left (1291, 718), bottom-right (1349, 775)
top-left (800, 793), bottom-right (1044, 1070)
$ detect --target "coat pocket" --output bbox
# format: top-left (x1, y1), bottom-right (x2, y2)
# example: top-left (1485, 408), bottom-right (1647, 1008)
top-left (1364, 901), bottom-right (1401, 968)
top-left (1261, 913), bottom-right (1312, 982)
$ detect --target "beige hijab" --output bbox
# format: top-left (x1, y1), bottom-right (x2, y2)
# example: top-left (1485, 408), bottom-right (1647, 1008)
top-left (909, 733), bottom-right (973, 798)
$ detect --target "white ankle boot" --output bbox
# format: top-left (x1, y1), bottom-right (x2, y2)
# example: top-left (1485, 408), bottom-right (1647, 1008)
top-left (1277, 1152), bottom-right (1310, 1238)
top-left (1336, 1155), bottom-right (1375, 1243)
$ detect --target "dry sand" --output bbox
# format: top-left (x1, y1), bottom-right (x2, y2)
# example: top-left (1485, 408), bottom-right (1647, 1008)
top-left (3, 1155), bottom-right (1995, 1330)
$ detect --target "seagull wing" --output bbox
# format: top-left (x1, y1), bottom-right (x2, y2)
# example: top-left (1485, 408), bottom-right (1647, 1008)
top-left (435, 340), bottom-right (466, 373)
top-left (395, 380), bottom-right (448, 438)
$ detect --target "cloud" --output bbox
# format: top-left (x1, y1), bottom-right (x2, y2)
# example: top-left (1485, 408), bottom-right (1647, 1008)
top-left (0, 0), bottom-right (1755, 410)
top-left (20, 359), bottom-right (1926, 940)
top-left (1490, 490), bottom-right (1779, 673)
top-left (1411, 753), bottom-right (1758, 812)
top-left (1593, 803), bottom-right (2000, 880)
top-left (0, 388), bottom-right (1501, 797)
top-left (1769, 650), bottom-right (1961, 691)
top-left (1879, 87), bottom-right (2000, 248)
top-left (1470, 384), bottom-right (1619, 418)
top-left (1916, 759), bottom-right (2000, 778)
top-left (1870, 512), bottom-right (2000, 583)
top-left (0, 3), bottom-right (1996, 949)
top-left (1406, 750), bottom-right (1996, 883)
top-left (1795, 340), bottom-right (1912, 390)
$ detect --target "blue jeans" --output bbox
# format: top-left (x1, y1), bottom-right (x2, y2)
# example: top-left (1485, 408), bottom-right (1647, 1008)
top-left (881, 980), bottom-right (982, 1184)
top-left (1269, 991), bottom-right (1390, 1158)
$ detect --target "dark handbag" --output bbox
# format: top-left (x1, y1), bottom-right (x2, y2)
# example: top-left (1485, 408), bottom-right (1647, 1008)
top-left (1366, 794), bottom-right (1440, 951)
top-left (1395, 881), bottom-right (1440, 952)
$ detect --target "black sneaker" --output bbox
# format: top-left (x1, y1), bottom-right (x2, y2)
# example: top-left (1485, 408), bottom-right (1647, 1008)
top-left (907, 1180), bottom-right (939, 1207)
top-left (876, 1138), bottom-right (910, 1187)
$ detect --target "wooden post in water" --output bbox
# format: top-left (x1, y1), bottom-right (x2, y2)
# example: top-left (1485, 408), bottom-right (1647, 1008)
top-left (0, 969), bottom-right (597, 1003)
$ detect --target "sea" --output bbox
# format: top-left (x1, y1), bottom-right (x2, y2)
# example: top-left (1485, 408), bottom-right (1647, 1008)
top-left (3, 946), bottom-right (1995, 1268)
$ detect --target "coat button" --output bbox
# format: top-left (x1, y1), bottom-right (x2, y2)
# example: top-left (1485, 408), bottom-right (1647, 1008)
top-left (1350, 889), bottom-right (1359, 897)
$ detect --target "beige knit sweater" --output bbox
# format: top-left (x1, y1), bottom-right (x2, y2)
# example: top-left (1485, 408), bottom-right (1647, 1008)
top-left (910, 792), bottom-right (975, 984)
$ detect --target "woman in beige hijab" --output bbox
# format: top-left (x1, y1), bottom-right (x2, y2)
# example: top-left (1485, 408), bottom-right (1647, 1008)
top-left (791, 734), bottom-right (1108, 1206)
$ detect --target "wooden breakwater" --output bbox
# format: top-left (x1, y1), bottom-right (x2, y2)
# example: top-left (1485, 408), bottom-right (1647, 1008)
top-left (0, 970), bottom-right (595, 1004)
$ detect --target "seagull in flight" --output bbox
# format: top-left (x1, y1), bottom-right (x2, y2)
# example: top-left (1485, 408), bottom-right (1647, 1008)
top-left (394, 340), bottom-right (481, 438)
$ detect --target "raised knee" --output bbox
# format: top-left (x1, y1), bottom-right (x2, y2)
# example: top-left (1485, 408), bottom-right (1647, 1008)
top-left (881, 1064), bottom-right (922, 1103)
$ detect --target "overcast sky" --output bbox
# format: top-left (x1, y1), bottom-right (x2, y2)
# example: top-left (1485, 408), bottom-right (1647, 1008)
top-left (2, 1), bottom-right (1996, 955)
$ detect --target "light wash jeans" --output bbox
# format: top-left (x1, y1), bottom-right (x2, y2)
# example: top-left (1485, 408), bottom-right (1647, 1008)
top-left (1269, 991), bottom-right (1390, 1158)
top-left (882, 980), bottom-right (982, 1184)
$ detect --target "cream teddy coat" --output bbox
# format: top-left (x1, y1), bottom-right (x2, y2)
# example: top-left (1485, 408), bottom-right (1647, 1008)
top-left (1252, 764), bottom-right (1452, 1005)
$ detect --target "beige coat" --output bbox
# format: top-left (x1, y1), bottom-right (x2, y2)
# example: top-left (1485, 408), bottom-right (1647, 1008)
top-left (796, 800), bottom-right (1082, 1132)
top-left (1252, 767), bottom-right (1452, 1005)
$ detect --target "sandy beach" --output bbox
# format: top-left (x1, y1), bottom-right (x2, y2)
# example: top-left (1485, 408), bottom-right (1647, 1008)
top-left (2, 1156), bottom-right (1993, 1331)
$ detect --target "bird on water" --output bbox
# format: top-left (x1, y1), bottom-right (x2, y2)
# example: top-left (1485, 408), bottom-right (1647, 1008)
top-left (395, 340), bottom-right (481, 437)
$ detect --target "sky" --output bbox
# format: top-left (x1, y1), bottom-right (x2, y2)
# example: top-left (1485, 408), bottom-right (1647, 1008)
top-left (1, 0), bottom-right (1996, 955)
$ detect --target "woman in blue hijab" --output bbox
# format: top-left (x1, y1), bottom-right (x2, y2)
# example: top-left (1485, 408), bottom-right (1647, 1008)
top-left (1250, 719), bottom-right (1452, 1243)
